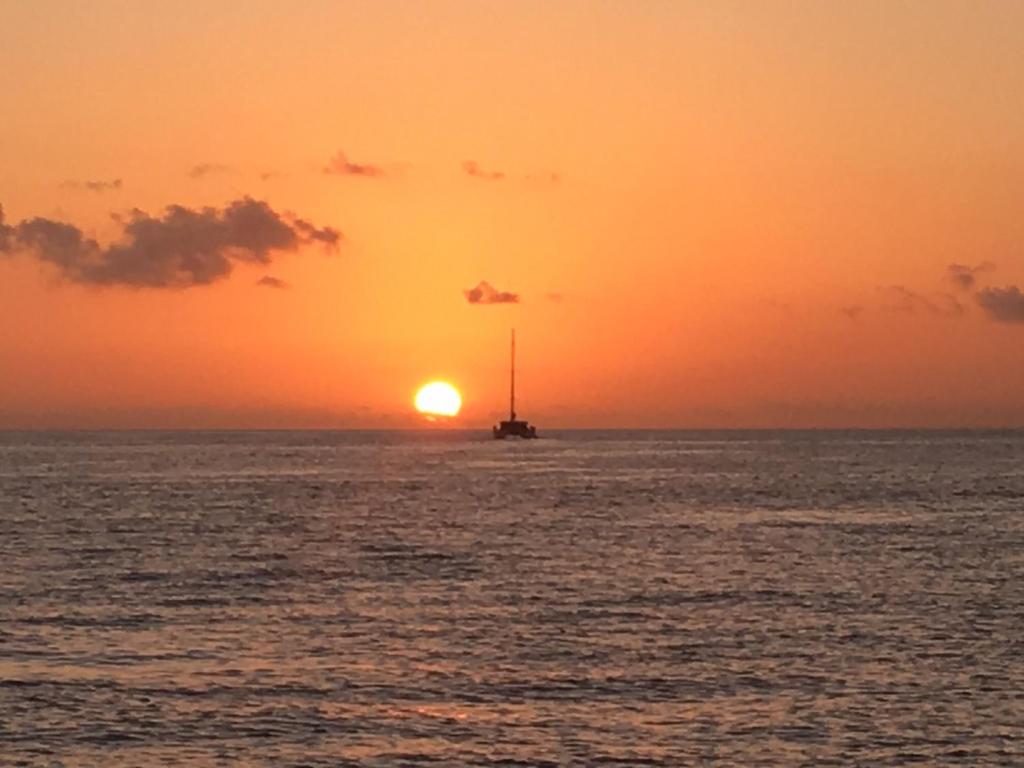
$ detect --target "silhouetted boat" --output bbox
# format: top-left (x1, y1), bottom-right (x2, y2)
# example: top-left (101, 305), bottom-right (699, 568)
top-left (493, 330), bottom-right (538, 439)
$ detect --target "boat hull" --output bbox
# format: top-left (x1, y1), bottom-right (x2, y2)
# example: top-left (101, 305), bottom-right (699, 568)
top-left (492, 420), bottom-right (537, 439)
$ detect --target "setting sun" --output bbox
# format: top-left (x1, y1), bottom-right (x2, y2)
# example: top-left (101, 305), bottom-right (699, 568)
top-left (414, 381), bottom-right (462, 418)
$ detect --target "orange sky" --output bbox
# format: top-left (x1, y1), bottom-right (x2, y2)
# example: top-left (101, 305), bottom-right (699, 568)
top-left (2, 1), bottom-right (1023, 428)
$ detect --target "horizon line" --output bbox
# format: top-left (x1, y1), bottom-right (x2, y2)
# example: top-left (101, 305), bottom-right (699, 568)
top-left (2, 426), bottom-right (1024, 434)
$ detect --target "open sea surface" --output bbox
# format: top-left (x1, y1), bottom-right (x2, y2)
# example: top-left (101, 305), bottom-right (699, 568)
top-left (1, 429), bottom-right (1022, 766)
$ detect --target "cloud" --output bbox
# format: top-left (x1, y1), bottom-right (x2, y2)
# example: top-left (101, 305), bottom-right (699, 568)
top-left (62, 178), bottom-right (123, 193)
top-left (323, 151), bottom-right (385, 178)
top-left (464, 163), bottom-right (561, 183)
top-left (840, 305), bottom-right (864, 320)
top-left (464, 280), bottom-right (519, 305)
top-left (881, 285), bottom-right (963, 317)
top-left (546, 292), bottom-right (564, 303)
top-left (462, 161), bottom-right (505, 181)
top-left (0, 197), bottom-right (340, 289)
top-left (0, 205), bottom-right (12, 252)
top-left (948, 262), bottom-right (995, 290)
top-left (976, 286), bottom-right (1024, 324)
top-left (256, 275), bottom-right (289, 289)
top-left (188, 163), bottom-right (235, 179)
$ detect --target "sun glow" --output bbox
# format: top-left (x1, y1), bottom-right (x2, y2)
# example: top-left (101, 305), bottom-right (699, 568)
top-left (414, 381), bottom-right (462, 418)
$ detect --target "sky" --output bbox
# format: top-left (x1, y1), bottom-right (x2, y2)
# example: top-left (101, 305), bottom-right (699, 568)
top-left (1, 0), bottom-right (1023, 429)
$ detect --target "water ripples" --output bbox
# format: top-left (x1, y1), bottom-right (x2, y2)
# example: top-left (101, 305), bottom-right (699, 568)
top-left (1, 430), bottom-right (1023, 765)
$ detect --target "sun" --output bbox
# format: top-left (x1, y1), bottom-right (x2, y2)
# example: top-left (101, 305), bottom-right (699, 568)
top-left (414, 381), bottom-right (462, 418)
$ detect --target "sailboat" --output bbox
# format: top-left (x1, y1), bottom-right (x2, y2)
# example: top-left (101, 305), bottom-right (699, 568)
top-left (492, 330), bottom-right (538, 439)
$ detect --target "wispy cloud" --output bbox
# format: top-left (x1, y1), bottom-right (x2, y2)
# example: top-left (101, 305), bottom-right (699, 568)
top-left (462, 161), bottom-right (505, 181)
top-left (881, 285), bottom-right (963, 317)
top-left (464, 280), bottom-right (519, 305)
top-left (0, 197), bottom-right (340, 289)
top-left (323, 151), bottom-right (385, 178)
top-left (256, 275), bottom-right (289, 289)
top-left (464, 162), bottom-right (562, 184)
top-left (976, 286), bottom-right (1024, 324)
top-left (61, 178), bottom-right (123, 193)
top-left (948, 262), bottom-right (995, 291)
top-left (188, 163), bottom-right (235, 180)
top-left (840, 305), bottom-right (864, 320)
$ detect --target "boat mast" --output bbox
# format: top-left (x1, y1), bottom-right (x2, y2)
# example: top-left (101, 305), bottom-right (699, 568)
top-left (510, 328), bottom-right (516, 420)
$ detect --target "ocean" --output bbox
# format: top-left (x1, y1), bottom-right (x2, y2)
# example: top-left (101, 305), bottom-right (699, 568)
top-left (1, 430), bottom-right (1022, 766)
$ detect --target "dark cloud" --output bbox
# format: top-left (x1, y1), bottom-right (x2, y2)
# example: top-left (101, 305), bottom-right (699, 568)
top-left (841, 305), bottom-right (864, 320)
top-left (462, 161), bottom-right (505, 181)
top-left (323, 151), bottom-right (385, 178)
top-left (948, 262), bottom-right (995, 290)
top-left (464, 280), bottom-right (519, 305)
top-left (292, 216), bottom-right (342, 246)
top-left (256, 275), bottom-right (289, 289)
top-left (976, 286), bottom-right (1024, 324)
top-left (0, 205), bottom-right (13, 252)
top-left (188, 163), bottom-right (235, 179)
top-left (62, 178), bottom-right (123, 193)
top-left (882, 286), bottom-right (963, 317)
top-left (0, 197), bottom-right (340, 289)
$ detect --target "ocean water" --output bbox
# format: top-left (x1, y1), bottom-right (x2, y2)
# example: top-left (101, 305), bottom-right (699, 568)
top-left (1, 429), bottom-right (1022, 766)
